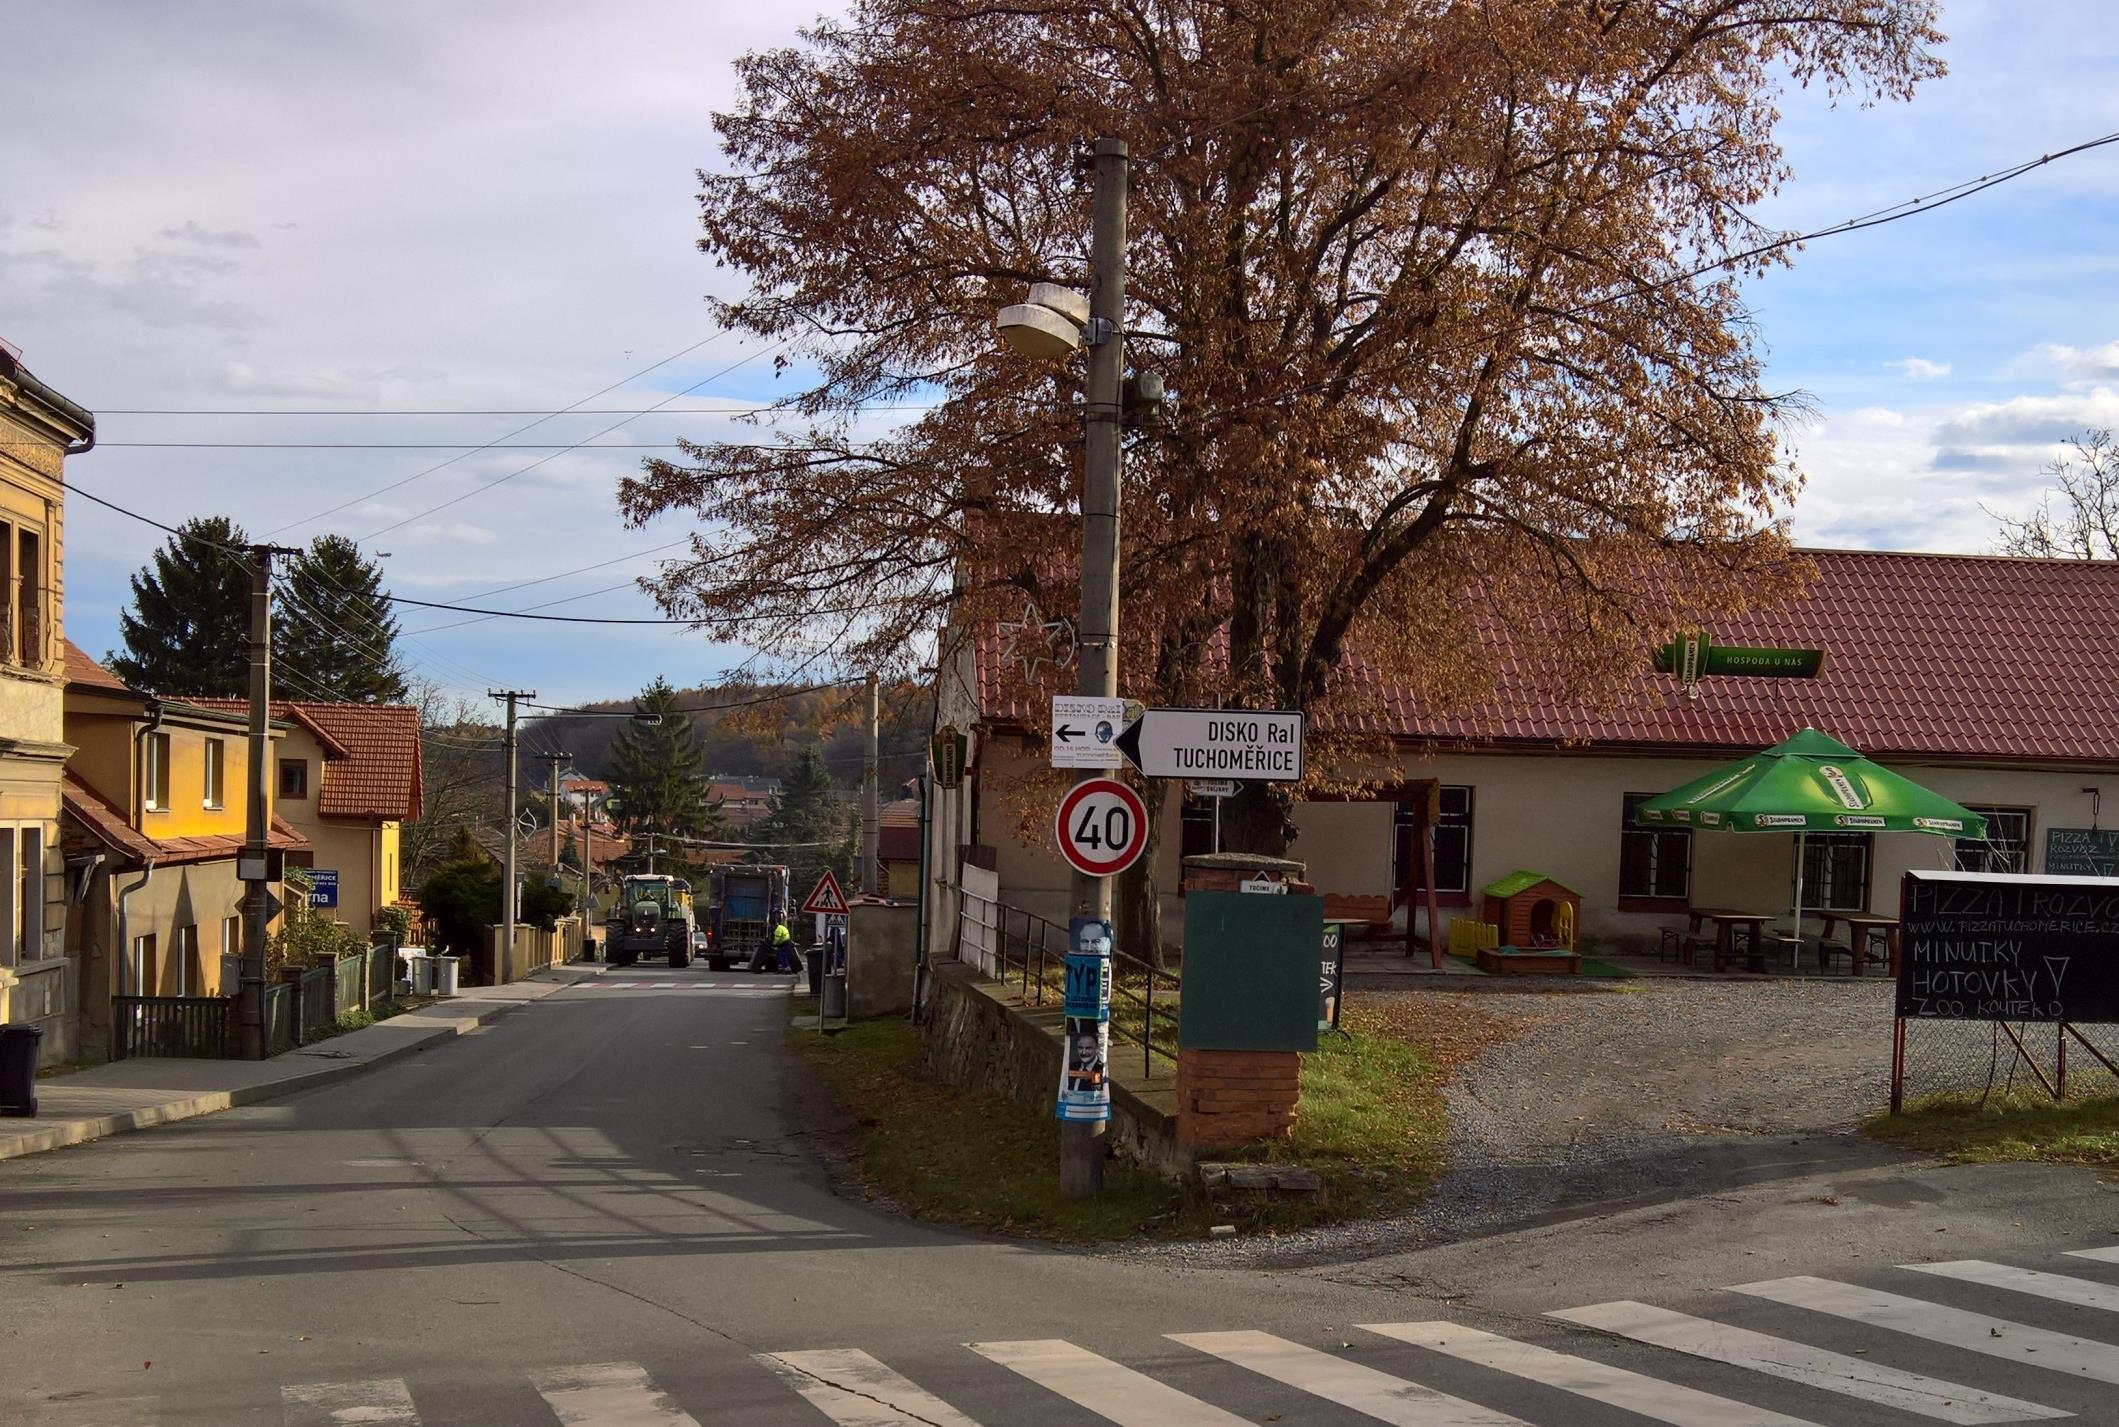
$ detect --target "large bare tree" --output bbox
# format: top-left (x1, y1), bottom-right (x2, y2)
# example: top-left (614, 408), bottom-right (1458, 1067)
top-left (1995, 429), bottom-right (2119, 560)
top-left (623, 1), bottom-right (1943, 899)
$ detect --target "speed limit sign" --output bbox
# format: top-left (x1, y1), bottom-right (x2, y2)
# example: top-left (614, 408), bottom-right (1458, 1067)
top-left (1055, 777), bottom-right (1149, 878)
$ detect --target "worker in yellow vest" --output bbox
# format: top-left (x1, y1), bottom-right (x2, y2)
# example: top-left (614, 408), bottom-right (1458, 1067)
top-left (773, 920), bottom-right (796, 974)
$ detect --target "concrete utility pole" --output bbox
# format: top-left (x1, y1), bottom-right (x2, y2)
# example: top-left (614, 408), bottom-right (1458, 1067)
top-left (861, 672), bottom-right (880, 895)
top-left (1062, 135), bottom-right (1129, 1199)
top-left (239, 544), bottom-right (300, 1060)
top-left (490, 690), bottom-right (535, 970)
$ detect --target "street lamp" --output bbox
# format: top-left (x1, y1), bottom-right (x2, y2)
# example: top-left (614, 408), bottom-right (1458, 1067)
top-left (996, 282), bottom-right (1099, 359)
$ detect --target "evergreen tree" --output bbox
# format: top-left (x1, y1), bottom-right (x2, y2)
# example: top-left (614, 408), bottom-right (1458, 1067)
top-left (606, 678), bottom-right (723, 856)
top-left (754, 743), bottom-right (853, 909)
top-left (276, 534), bottom-right (408, 702)
top-left (110, 516), bottom-right (253, 696)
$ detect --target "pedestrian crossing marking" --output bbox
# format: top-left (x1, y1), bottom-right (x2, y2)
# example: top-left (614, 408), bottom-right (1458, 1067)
top-left (969, 1338), bottom-right (1252, 1425)
top-left (1735, 1277), bottom-right (2119, 1385)
top-left (2068, 1247), bottom-right (2119, 1265)
top-left (282, 1377), bottom-right (419, 1425)
top-left (1909, 1260), bottom-right (2119, 1315)
top-left (1170, 1329), bottom-right (1532, 1425)
top-left (758, 1349), bottom-right (985, 1426)
top-left (1549, 1300), bottom-right (2066, 1424)
top-left (1361, 1322), bottom-right (1828, 1427)
top-left (527, 1361), bottom-right (702, 1426)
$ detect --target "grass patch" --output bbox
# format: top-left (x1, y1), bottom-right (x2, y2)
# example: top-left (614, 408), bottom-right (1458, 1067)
top-left (786, 1014), bottom-right (1186, 1241)
top-left (1865, 1092), bottom-right (2119, 1167)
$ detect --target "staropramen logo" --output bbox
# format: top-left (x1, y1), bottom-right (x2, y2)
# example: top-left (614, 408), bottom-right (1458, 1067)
top-left (1754, 814), bottom-right (1807, 828)
top-left (1913, 816), bottom-right (1966, 832)
top-left (1817, 763), bottom-right (1867, 810)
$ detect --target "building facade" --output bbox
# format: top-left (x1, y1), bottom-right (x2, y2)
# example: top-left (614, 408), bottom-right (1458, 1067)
top-left (0, 346), bottom-right (91, 1058)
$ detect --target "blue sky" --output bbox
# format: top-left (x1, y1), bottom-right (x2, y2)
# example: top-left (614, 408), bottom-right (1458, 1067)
top-left (6, 1), bottom-right (2119, 706)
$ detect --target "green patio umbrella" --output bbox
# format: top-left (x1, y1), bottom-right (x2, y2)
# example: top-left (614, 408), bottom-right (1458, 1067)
top-left (1635, 728), bottom-right (1987, 946)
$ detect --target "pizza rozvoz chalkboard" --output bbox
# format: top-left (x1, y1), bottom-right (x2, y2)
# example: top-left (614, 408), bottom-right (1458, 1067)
top-left (1898, 870), bottom-right (2119, 1023)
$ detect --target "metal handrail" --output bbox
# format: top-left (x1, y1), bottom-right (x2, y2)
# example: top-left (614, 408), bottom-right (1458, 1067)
top-left (981, 900), bottom-right (1178, 1080)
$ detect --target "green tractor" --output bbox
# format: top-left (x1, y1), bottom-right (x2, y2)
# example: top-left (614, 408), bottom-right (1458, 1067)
top-left (603, 874), bottom-right (695, 968)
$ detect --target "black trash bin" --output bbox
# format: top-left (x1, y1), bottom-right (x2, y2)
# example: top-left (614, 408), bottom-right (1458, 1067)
top-left (0, 1024), bottom-right (43, 1118)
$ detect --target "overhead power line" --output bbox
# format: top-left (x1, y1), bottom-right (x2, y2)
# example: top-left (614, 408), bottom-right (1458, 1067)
top-left (94, 404), bottom-right (944, 417)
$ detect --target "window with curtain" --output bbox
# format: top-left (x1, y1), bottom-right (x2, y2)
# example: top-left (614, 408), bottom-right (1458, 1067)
top-left (146, 732), bottom-right (172, 811)
top-left (1620, 793), bottom-right (1692, 901)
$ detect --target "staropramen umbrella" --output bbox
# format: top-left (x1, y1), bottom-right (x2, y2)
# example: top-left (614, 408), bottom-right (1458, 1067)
top-left (1635, 728), bottom-right (1987, 945)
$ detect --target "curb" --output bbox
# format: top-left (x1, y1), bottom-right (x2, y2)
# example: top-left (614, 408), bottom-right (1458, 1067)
top-left (0, 970), bottom-right (592, 1163)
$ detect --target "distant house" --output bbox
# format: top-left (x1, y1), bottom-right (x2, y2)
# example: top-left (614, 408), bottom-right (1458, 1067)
top-left (556, 773), bottom-right (610, 815)
top-left (877, 797), bottom-right (921, 898)
top-left (61, 646), bottom-right (308, 1058)
top-left (186, 698), bottom-right (422, 935)
top-left (705, 775), bottom-right (779, 832)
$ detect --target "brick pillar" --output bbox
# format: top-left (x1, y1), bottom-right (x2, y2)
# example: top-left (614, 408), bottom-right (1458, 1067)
top-left (1176, 1047), bottom-right (1300, 1149)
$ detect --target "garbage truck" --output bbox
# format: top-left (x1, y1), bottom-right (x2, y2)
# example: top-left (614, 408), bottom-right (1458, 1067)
top-left (604, 873), bottom-right (696, 968)
top-left (710, 863), bottom-right (790, 972)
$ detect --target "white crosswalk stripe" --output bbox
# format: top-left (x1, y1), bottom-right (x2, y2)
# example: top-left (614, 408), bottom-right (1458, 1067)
top-left (1170, 1330), bottom-right (1530, 1425)
top-left (758, 1349), bottom-right (985, 1426)
top-left (528, 1362), bottom-right (702, 1426)
top-left (282, 1377), bottom-right (420, 1425)
top-left (2068, 1247), bottom-right (2119, 1265)
top-left (1361, 1322), bottom-right (1828, 1427)
top-left (1549, 1300), bottom-right (2066, 1424)
top-left (1910, 1260), bottom-right (2119, 1314)
top-left (968, 1338), bottom-right (1250, 1425)
top-left (1735, 1276), bottom-right (2119, 1385)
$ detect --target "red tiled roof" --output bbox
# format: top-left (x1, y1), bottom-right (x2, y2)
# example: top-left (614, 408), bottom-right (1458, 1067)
top-left (878, 798), bottom-right (920, 863)
top-left (188, 699), bottom-right (423, 821)
top-left (63, 640), bottom-right (135, 695)
top-left (977, 550), bottom-right (2119, 765)
top-left (62, 773), bottom-right (310, 865)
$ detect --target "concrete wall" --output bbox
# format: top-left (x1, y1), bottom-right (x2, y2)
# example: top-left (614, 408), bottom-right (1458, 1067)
top-left (846, 902), bottom-right (917, 1019)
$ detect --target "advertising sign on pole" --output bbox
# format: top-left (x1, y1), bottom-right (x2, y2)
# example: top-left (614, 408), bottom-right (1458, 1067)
top-left (1054, 778), bottom-right (1150, 878)
top-left (1319, 923), bottom-right (1346, 1031)
top-left (1049, 695), bottom-right (1137, 769)
top-left (1057, 917), bottom-right (1113, 1123)
top-left (929, 725), bottom-right (968, 789)
top-left (1114, 708), bottom-right (1304, 781)
top-left (1188, 779), bottom-right (1237, 799)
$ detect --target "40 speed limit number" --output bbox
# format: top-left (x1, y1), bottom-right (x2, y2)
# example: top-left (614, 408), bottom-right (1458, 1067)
top-left (1054, 777), bottom-right (1150, 878)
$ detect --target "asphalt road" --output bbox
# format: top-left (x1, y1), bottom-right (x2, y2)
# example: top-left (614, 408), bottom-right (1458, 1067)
top-left (5, 963), bottom-right (2119, 1425)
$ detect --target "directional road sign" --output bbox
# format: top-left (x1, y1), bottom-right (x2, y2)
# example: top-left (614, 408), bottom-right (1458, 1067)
top-left (1054, 777), bottom-right (1150, 877)
top-left (1115, 707), bottom-right (1304, 781)
top-left (1049, 695), bottom-right (1136, 769)
top-left (800, 869), bottom-right (850, 917)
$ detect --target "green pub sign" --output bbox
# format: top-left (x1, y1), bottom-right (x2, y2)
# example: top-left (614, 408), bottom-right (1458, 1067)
top-left (930, 725), bottom-right (968, 789)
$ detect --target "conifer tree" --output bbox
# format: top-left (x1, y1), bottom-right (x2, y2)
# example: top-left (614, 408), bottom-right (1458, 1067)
top-left (753, 743), bottom-right (852, 910)
top-left (606, 678), bottom-right (724, 857)
top-left (110, 516), bottom-right (252, 696)
top-left (276, 534), bottom-right (408, 702)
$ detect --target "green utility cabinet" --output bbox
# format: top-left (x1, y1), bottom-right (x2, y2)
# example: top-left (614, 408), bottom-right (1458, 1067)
top-left (1178, 891), bottom-right (1323, 1052)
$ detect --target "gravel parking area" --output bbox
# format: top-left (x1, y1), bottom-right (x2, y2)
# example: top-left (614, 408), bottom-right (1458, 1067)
top-left (1121, 977), bottom-right (1906, 1268)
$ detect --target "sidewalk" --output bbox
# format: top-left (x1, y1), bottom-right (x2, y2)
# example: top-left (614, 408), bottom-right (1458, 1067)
top-left (0, 965), bottom-right (597, 1162)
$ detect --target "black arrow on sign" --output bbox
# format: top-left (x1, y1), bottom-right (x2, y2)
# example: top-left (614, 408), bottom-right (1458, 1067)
top-left (1114, 716), bottom-right (1145, 772)
top-left (1054, 724), bottom-right (1084, 744)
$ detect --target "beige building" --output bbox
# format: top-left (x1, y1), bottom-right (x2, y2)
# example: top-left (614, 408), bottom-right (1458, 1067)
top-left (61, 646), bottom-right (308, 1058)
top-left (190, 699), bottom-right (422, 933)
top-left (0, 346), bottom-right (92, 1058)
top-left (931, 550), bottom-right (2119, 958)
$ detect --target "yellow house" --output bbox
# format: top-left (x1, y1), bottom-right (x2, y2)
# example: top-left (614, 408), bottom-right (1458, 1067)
top-left (61, 644), bottom-right (308, 1057)
top-left (0, 344), bottom-right (92, 1060)
top-left (189, 698), bottom-right (422, 932)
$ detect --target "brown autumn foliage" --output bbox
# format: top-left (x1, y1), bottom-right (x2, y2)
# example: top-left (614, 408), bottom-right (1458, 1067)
top-left (622, 0), bottom-right (1945, 867)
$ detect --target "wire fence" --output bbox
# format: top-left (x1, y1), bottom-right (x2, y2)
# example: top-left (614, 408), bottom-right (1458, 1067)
top-left (1897, 1018), bottom-right (2119, 1107)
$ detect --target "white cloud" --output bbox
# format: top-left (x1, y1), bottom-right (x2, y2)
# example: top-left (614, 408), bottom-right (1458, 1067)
top-left (2023, 341), bottom-right (2119, 386)
top-left (1886, 357), bottom-right (1952, 381)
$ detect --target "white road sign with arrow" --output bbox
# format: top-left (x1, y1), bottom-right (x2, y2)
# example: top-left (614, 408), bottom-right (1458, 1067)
top-left (1048, 695), bottom-right (1139, 769)
top-left (1115, 707), bottom-right (1305, 781)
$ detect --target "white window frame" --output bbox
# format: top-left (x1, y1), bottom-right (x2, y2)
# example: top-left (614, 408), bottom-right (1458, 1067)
top-left (1957, 807), bottom-right (2032, 874)
top-left (0, 823), bottom-right (47, 966)
top-left (203, 738), bottom-right (226, 810)
top-left (146, 731), bottom-right (172, 812)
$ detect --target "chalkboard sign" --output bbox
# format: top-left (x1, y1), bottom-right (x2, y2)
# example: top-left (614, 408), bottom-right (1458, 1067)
top-left (1898, 870), bottom-right (2119, 1023)
top-left (2045, 827), bottom-right (2119, 877)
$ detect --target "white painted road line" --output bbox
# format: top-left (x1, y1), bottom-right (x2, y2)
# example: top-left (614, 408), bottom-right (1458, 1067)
top-left (1361, 1322), bottom-right (1827, 1427)
top-left (1550, 1300), bottom-right (2066, 1424)
top-left (1735, 1277), bottom-right (2119, 1385)
top-left (282, 1377), bottom-right (420, 1425)
top-left (1910, 1260), bottom-right (2119, 1315)
top-left (2068, 1248), bottom-right (2119, 1265)
top-left (1170, 1330), bottom-right (1531, 1425)
top-left (968, 1339), bottom-right (1251, 1425)
top-left (759, 1349), bottom-right (985, 1426)
top-left (528, 1362), bottom-right (702, 1426)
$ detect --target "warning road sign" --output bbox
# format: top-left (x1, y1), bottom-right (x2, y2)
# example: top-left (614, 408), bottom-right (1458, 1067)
top-left (1054, 777), bottom-right (1149, 878)
top-left (800, 869), bottom-right (850, 917)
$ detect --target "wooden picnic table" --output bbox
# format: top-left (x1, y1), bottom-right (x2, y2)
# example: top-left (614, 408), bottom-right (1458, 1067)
top-left (1689, 907), bottom-right (1775, 973)
top-left (1818, 912), bottom-right (1900, 977)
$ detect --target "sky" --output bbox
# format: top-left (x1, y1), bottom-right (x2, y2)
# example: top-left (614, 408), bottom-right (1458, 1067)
top-left (6, 1), bottom-right (2119, 707)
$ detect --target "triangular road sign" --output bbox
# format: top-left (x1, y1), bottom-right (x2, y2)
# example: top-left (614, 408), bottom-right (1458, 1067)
top-left (800, 869), bottom-right (850, 917)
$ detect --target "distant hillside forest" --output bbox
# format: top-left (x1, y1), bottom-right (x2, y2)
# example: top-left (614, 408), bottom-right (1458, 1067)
top-left (522, 680), bottom-right (933, 795)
